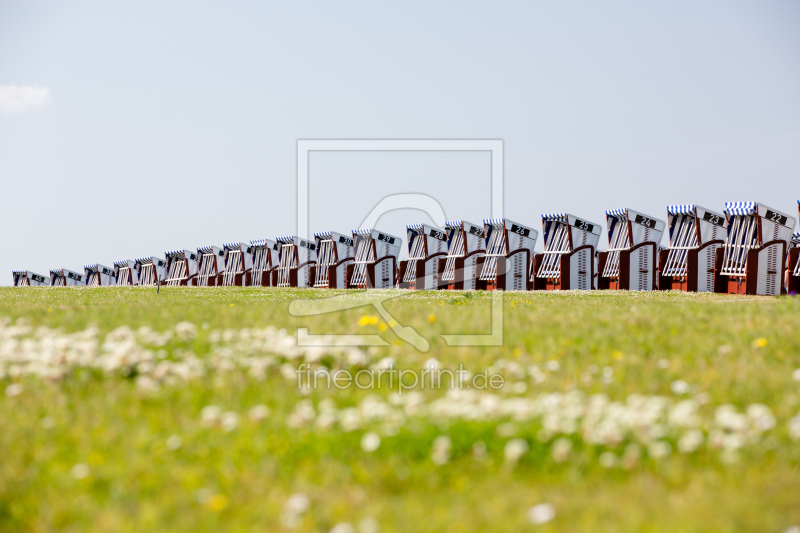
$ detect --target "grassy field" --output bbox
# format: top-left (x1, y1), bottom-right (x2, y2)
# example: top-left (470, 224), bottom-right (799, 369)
top-left (1, 286), bottom-right (800, 532)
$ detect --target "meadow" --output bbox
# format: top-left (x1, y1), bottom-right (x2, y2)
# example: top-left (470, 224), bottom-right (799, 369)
top-left (1, 286), bottom-right (799, 532)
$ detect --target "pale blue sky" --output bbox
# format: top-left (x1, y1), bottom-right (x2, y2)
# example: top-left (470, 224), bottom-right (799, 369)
top-left (1, 1), bottom-right (799, 283)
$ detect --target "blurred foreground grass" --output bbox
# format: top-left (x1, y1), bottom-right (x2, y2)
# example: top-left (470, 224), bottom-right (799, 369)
top-left (1, 286), bottom-right (799, 532)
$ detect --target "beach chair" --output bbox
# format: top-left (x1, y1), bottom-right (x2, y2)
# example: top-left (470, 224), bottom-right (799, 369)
top-left (398, 223), bottom-right (447, 290)
top-left (657, 205), bottom-right (726, 292)
top-left (12, 270), bottom-right (49, 287)
top-left (222, 242), bottom-right (253, 286)
top-left (135, 256), bottom-right (166, 287)
top-left (533, 213), bottom-right (601, 291)
top-left (49, 268), bottom-right (86, 287)
top-left (714, 202), bottom-right (796, 296)
top-left (597, 208), bottom-right (665, 291)
top-left (164, 249), bottom-right (199, 286)
top-left (313, 231), bottom-right (354, 288)
top-left (196, 246), bottom-right (225, 286)
top-left (84, 264), bottom-right (116, 287)
top-left (276, 236), bottom-right (316, 288)
top-left (250, 238), bottom-right (280, 287)
top-left (437, 220), bottom-right (486, 290)
top-left (477, 218), bottom-right (537, 291)
top-left (348, 229), bottom-right (401, 289)
top-left (114, 260), bottom-right (138, 286)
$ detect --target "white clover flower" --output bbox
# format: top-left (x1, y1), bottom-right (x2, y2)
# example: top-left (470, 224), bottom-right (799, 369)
top-left (551, 438), bottom-right (572, 463)
top-left (70, 463), bottom-right (90, 480)
top-left (431, 435), bottom-right (451, 465)
top-left (598, 451), bottom-right (616, 468)
top-left (504, 438), bottom-right (529, 463)
top-left (545, 360), bottom-right (560, 372)
top-left (5, 383), bottom-right (23, 397)
top-left (285, 492), bottom-right (310, 514)
top-left (248, 404), bottom-right (270, 423)
top-left (746, 404), bottom-right (775, 432)
top-left (166, 435), bottom-right (182, 450)
top-left (527, 503), bottom-right (556, 525)
top-left (358, 517), bottom-right (380, 533)
top-left (657, 358), bottom-right (670, 369)
top-left (788, 415), bottom-right (800, 441)
top-left (648, 440), bottom-right (671, 459)
top-left (221, 411), bottom-right (239, 432)
top-left (174, 322), bottom-right (197, 341)
top-left (670, 380), bottom-right (690, 395)
top-left (677, 429), bottom-right (703, 453)
top-left (793, 369), bottom-right (800, 382)
top-left (201, 405), bottom-right (223, 427)
top-left (361, 432), bottom-right (381, 453)
top-left (330, 523), bottom-right (354, 533)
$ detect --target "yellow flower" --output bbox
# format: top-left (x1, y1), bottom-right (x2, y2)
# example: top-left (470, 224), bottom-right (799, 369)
top-left (428, 314), bottom-right (437, 323)
top-left (358, 315), bottom-right (378, 327)
top-left (229, 304), bottom-right (234, 307)
top-left (207, 494), bottom-right (228, 511)
top-left (378, 323), bottom-right (388, 332)
top-left (613, 351), bottom-right (624, 360)
top-left (751, 338), bottom-right (767, 348)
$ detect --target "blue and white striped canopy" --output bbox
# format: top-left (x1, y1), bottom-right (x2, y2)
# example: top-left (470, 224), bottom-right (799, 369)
top-left (83, 264), bottom-right (99, 272)
top-left (541, 212), bottom-right (567, 222)
top-left (406, 223), bottom-right (425, 231)
top-left (165, 249), bottom-right (190, 258)
top-left (250, 238), bottom-right (273, 247)
top-left (134, 257), bottom-right (157, 265)
top-left (444, 219), bottom-right (462, 229)
top-left (113, 259), bottom-right (133, 267)
top-left (483, 217), bottom-right (505, 227)
top-left (606, 208), bottom-right (627, 218)
top-left (792, 232), bottom-right (800, 245)
top-left (724, 202), bottom-right (758, 216)
top-left (49, 268), bottom-right (64, 275)
top-left (276, 236), bottom-right (296, 244)
top-left (666, 204), bottom-right (695, 215)
top-left (197, 245), bottom-right (220, 254)
top-left (313, 231), bottom-right (333, 239)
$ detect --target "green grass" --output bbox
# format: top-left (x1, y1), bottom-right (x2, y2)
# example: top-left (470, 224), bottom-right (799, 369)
top-left (1, 287), bottom-right (800, 532)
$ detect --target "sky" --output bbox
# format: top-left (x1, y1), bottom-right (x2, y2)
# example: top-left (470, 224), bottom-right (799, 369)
top-left (1, 1), bottom-right (799, 283)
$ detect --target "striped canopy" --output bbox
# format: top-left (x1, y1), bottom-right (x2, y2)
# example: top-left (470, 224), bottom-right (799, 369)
top-left (541, 212), bottom-right (567, 222)
top-left (605, 208), bottom-right (627, 218)
top-left (724, 202), bottom-right (758, 216)
top-left (444, 220), bottom-right (463, 229)
top-left (666, 204), bottom-right (696, 215)
top-left (352, 228), bottom-right (373, 236)
top-left (483, 217), bottom-right (505, 227)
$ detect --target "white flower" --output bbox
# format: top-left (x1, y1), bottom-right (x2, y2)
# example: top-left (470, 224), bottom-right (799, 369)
top-left (221, 411), bottom-right (239, 432)
top-left (599, 451), bottom-right (616, 468)
top-left (648, 440), bottom-right (671, 459)
top-left (201, 405), bottom-right (222, 426)
top-left (166, 435), bottom-right (182, 450)
top-left (527, 503), bottom-right (556, 525)
top-left (70, 463), bottom-right (90, 480)
top-left (285, 492), bottom-right (310, 514)
top-left (174, 321), bottom-right (197, 341)
top-left (361, 432), bottom-right (381, 453)
top-left (551, 438), bottom-right (572, 463)
top-left (496, 422), bottom-right (518, 438)
top-left (677, 429), bottom-right (703, 453)
top-left (504, 438), bottom-right (529, 463)
top-left (358, 517), bottom-right (380, 533)
top-left (788, 415), bottom-right (800, 440)
top-left (670, 380), bottom-right (690, 395)
top-left (431, 435), bottom-right (451, 465)
top-left (39, 416), bottom-right (56, 429)
top-left (330, 523), bottom-right (354, 533)
top-left (793, 369), bottom-right (800, 382)
top-left (746, 404), bottom-right (775, 432)
top-left (5, 383), bottom-right (22, 397)
top-left (657, 359), bottom-right (670, 369)
top-left (248, 404), bottom-right (270, 423)
top-left (545, 360), bottom-right (560, 372)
